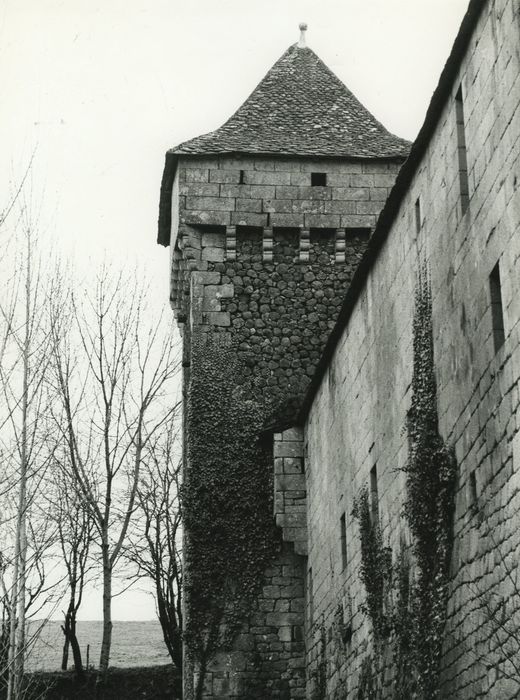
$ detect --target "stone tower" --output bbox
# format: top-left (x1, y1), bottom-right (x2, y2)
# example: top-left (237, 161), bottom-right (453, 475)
top-left (158, 27), bottom-right (409, 700)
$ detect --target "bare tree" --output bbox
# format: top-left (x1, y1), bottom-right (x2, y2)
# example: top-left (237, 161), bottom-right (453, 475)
top-left (0, 156), bottom-right (35, 234)
top-left (44, 458), bottom-right (94, 679)
top-left (0, 199), bottom-right (56, 699)
top-left (126, 412), bottom-right (183, 671)
top-left (58, 493), bottom-right (92, 679)
top-left (48, 267), bottom-right (180, 675)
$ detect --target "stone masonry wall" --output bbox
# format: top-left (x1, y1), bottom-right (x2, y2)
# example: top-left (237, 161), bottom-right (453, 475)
top-left (197, 541), bottom-right (305, 699)
top-left (173, 156), bottom-right (402, 422)
top-left (172, 156), bottom-right (404, 698)
top-left (177, 155), bottom-right (398, 231)
top-left (274, 427), bottom-right (307, 557)
top-left (304, 1), bottom-right (520, 697)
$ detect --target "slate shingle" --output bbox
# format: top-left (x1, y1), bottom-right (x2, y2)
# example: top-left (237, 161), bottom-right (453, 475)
top-left (170, 44), bottom-right (410, 159)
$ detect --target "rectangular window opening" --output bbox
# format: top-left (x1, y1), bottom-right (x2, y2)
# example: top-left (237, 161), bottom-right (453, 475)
top-left (239, 169), bottom-right (245, 184)
top-left (370, 464), bottom-right (379, 526)
top-left (455, 86), bottom-right (469, 214)
top-left (490, 261), bottom-right (505, 352)
top-left (311, 172), bottom-right (327, 186)
top-left (415, 196), bottom-right (422, 234)
top-left (340, 513), bottom-right (347, 571)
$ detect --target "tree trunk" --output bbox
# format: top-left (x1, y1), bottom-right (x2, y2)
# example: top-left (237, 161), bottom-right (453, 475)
top-left (7, 233), bottom-right (31, 700)
top-left (61, 606), bottom-right (84, 680)
top-left (69, 613), bottom-right (84, 681)
top-left (155, 571), bottom-right (182, 671)
top-left (13, 499), bottom-right (27, 700)
top-left (61, 611), bottom-right (71, 671)
top-left (1, 610), bottom-right (10, 688)
top-left (7, 550), bottom-right (20, 700)
top-left (99, 546), bottom-right (112, 676)
top-left (158, 607), bottom-right (182, 671)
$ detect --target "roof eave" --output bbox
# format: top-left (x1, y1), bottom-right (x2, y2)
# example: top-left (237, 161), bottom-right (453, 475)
top-left (157, 152), bottom-right (178, 246)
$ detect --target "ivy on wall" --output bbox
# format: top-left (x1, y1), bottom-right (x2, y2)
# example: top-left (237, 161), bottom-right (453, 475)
top-left (182, 334), bottom-right (278, 695)
top-left (352, 488), bottom-right (392, 641)
top-left (391, 549), bottom-right (414, 700)
top-left (353, 266), bottom-right (457, 699)
top-left (403, 265), bottom-right (457, 698)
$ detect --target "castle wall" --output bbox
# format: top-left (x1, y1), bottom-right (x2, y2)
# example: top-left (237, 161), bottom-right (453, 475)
top-left (172, 156), bottom-right (404, 698)
top-left (304, 1), bottom-right (520, 697)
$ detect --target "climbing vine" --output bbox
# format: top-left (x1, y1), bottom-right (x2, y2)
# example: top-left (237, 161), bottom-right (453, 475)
top-left (182, 334), bottom-right (278, 693)
top-left (352, 488), bottom-right (392, 641)
top-left (353, 265), bottom-right (457, 699)
top-left (402, 264), bottom-right (457, 698)
top-left (391, 550), bottom-right (414, 700)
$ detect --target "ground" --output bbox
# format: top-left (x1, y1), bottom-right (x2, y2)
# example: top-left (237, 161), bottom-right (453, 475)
top-left (19, 665), bottom-right (181, 699)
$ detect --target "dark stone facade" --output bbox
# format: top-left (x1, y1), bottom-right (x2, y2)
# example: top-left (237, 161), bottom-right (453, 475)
top-left (207, 226), bottom-right (368, 420)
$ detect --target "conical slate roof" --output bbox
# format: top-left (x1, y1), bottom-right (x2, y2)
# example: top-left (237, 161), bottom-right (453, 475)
top-left (170, 44), bottom-right (410, 159)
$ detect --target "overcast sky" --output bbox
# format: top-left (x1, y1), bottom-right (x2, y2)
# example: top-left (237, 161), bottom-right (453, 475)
top-left (0, 0), bottom-right (469, 620)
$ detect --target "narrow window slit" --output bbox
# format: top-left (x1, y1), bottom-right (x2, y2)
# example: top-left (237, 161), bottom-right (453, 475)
top-left (340, 513), bottom-right (347, 571)
top-left (415, 196), bottom-right (422, 234)
top-left (455, 86), bottom-right (469, 214)
top-left (489, 261), bottom-right (505, 351)
top-left (370, 464), bottom-right (379, 526)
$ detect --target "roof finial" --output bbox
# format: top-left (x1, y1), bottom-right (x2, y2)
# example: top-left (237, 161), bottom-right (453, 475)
top-left (298, 22), bottom-right (308, 48)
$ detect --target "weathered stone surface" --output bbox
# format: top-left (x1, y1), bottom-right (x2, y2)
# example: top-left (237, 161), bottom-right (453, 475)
top-left (304, 2), bottom-right (520, 698)
top-left (230, 211), bottom-right (269, 227)
top-left (201, 246), bottom-right (225, 262)
top-left (185, 196), bottom-right (235, 211)
top-left (181, 209), bottom-right (231, 226)
top-left (203, 311), bottom-right (230, 326)
top-left (274, 441), bottom-right (304, 458)
top-left (275, 475), bottom-right (306, 491)
top-left (281, 427), bottom-right (304, 442)
top-left (184, 168), bottom-right (209, 183)
top-left (171, 157), bottom-right (402, 700)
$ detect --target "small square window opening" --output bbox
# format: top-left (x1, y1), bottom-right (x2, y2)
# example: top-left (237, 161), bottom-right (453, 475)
top-left (311, 172), bottom-right (327, 186)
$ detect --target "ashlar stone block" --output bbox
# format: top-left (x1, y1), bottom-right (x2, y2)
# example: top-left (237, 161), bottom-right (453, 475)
top-left (204, 311), bottom-right (231, 327)
top-left (274, 441), bottom-right (304, 458)
top-left (275, 474), bottom-right (306, 492)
